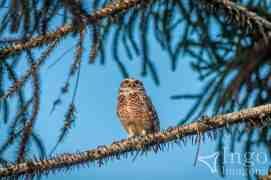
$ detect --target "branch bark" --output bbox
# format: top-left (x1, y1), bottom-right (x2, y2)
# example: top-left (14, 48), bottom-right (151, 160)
top-left (1, 104), bottom-right (271, 178)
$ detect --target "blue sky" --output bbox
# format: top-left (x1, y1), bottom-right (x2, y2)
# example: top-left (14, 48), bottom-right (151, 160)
top-left (28, 29), bottom-right (270, 180)
top-left (1, 2), bottom-right (270, 179)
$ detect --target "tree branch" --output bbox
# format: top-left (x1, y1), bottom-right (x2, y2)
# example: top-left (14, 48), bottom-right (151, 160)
top-left (198, 0), bottom-right (271, 43)
top-left (1, 0), bottom-right (271, 60)
top-left (0, 104), bottom-right (271, 178)
top-left (200, 0), bottom-right (271, 31)
top-left (0, 0), bottom-right (143, 59)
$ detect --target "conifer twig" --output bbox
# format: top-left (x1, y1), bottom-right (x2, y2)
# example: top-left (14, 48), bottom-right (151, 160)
top-left (199, 0), bottom-right (271, 29)
top-left (0, 0), bottom-right (144, 59)
top-left (198, 0), bottom-right (271, 42)
top-left (1, 0), bottom-right (271, 59)
top-left (0, 103), bottom-right (270, 178)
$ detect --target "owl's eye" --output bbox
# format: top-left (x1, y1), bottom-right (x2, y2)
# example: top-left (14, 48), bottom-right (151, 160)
top-left (121, 81), bottom-right (129, 87)
top-left (121, 79), bottom-right (141, 88)
top-left (135, 80), bottom-right (142, 87)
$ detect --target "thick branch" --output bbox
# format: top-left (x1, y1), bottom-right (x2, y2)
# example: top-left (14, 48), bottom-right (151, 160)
top-left (0, 104), bottom-right (271, 178)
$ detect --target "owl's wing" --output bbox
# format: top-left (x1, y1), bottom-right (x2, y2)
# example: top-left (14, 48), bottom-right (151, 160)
top-left (116, 94), bottom-right (125, 118)
top-left (145, 95), bottom-right (160, 132)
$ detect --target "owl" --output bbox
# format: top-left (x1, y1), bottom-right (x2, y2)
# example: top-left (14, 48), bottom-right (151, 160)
top-left (117, 78), bottom-right (160, 137)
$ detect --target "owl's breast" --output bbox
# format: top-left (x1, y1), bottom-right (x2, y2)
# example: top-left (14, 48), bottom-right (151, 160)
top-left (117, 92), bottom-right (147, 120)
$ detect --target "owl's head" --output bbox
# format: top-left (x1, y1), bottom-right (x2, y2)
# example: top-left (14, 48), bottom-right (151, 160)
top-left (119, 78), bottom-right (145, 94)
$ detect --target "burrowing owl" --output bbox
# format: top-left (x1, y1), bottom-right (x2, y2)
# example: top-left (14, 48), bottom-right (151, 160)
top-left (117, 78), bottom-right (160, 137)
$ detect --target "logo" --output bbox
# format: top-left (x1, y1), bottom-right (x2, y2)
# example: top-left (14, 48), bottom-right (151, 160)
top-left (196, 147), bottom-right (269, 176)
top-left (198, 152), bottom-right (219, 173)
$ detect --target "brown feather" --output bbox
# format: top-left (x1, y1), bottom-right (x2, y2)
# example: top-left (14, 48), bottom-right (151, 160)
top-left (117, 78), bottom-right (160, 136)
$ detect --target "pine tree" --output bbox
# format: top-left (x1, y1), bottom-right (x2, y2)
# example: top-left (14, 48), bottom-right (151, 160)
top-left (0, 0), bottom-right (270, 179)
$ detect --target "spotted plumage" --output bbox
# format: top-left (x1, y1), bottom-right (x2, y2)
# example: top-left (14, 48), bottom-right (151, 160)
top-left (117, 78), bottom-right (160, 137)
